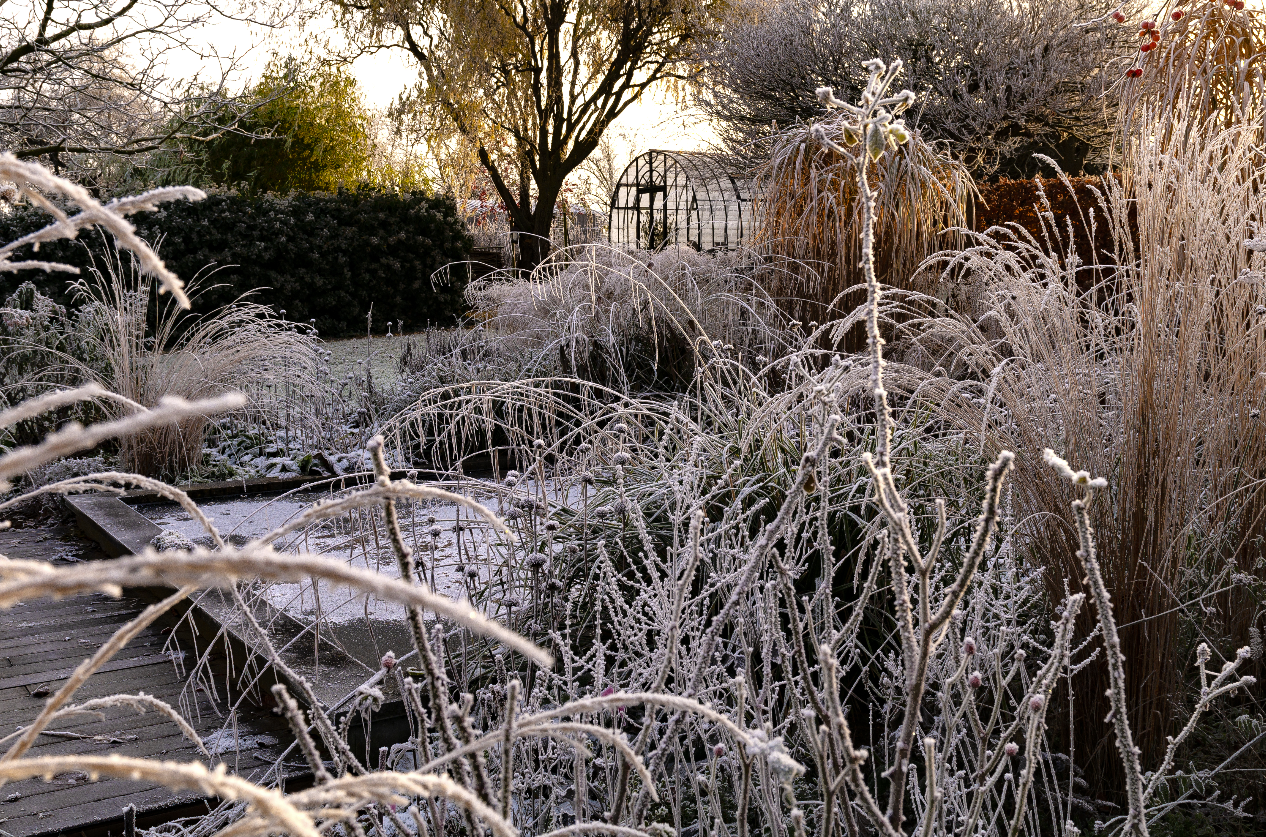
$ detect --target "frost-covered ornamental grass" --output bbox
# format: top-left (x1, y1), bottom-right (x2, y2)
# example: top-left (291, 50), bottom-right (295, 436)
top-left (0, 59), bottom-right (1261, 837)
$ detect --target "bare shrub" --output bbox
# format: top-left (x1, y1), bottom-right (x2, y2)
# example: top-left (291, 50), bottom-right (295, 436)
top-left (1120, 0), bottom-right (1266, 139)
top-left (695, 0), bottom-right (1129, 180)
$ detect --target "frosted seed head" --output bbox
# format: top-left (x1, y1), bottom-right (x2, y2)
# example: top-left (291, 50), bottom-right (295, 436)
top-left (969, 671), bottom-right (983, 688)
top-left (963, 637), bottom-right (977, 656)
top-left (381, 651), bottom-right (396, 670)
top-left (1029, 694), bottom-right (1045, 712)
top-left (1004, 742), bottom-right (1019, 756)
top-left (613, 452), bottom-right (631, 466)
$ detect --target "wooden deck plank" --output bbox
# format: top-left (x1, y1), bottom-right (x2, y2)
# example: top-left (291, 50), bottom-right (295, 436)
top-left (0, 520), bottom-right (294, 837)
top-left (1, 782), bottom-right (206, 836)
top-left (0, 611), bottom-right (138, 641)
top-left (1, 638), bottom-right (170, 672)
top-left (8, 725), bottom-right (286, 809)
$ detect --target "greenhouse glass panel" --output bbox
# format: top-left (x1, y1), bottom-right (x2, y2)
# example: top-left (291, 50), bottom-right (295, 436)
top-left (609, 150), bottom-right (752, 251)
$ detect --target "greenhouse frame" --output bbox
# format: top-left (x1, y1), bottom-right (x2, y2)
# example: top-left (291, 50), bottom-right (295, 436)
top-left (608, 150), bottom-right (753, 251)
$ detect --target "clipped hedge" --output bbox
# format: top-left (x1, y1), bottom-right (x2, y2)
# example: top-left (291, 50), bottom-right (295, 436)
top-left (971, 175), bottom-right (1132, 281)
top-left (0, 188), bottom-right (473, 338)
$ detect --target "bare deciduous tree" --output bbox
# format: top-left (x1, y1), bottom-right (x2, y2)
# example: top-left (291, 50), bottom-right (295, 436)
top-left (695, 0), bottom-right (1134, 179)
top-left (337, 0), bottom-right (714, 270)
top-left (0, 0), bottom-right (293, 189)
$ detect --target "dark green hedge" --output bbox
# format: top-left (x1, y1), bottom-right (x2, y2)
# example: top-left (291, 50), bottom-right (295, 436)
top-left (0, 188), bottom-right (473, 338)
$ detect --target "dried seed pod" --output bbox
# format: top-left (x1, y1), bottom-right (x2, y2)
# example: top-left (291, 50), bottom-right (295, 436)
top-left (866, 122), bottom-right (887, 161)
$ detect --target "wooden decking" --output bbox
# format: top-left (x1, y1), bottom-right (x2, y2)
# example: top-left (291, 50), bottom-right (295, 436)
top-left (0, 518), bottom-right (294, 837)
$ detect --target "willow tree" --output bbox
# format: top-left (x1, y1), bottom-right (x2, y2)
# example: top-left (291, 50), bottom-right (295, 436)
top-left (341, 0), bottom-right (713, 269)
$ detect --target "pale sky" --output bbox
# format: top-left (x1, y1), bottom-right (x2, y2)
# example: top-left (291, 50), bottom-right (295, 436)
top-left (164, 14), bottom-right (719, 177)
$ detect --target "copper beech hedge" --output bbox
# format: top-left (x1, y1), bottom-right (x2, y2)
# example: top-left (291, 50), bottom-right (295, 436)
top-left (971, 175), bottom-right (1132, 284)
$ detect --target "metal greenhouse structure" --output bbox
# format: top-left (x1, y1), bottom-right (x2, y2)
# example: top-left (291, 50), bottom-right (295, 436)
top-left (608, 150), bottom-right (752, 251)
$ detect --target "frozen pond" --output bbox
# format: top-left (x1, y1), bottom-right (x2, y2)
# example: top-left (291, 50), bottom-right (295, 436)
top-left (134, 476), bottom-right (568, 678)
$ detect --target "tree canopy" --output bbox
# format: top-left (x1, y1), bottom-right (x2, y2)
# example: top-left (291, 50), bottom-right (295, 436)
top-left (339, 0), bottom-right (715, 268)
top-left (189, 56), bottom-right (380, 194)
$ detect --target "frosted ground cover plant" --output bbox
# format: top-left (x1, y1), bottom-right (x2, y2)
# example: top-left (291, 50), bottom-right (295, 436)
top-left (0, 62), bottom-right (1257, 837)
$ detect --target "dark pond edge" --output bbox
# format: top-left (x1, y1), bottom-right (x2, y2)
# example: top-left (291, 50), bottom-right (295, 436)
top-left (115, 450), bottom-right (501, 504)
top-left (65, 486), bottom-right (416, 780)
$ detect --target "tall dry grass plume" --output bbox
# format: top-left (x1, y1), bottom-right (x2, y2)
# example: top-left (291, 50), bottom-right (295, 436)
top-left (756, 107), bottom-right (973, 324)
top-left (69, 252), bottom-right (320, 478)
top-left (893, 106), bottom-right (1266, 791)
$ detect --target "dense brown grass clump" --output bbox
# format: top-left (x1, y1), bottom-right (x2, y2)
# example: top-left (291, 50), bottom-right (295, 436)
top-left (894, 111), bottom-right (1266, 793)
top-left (755, 111), bottom-right (973, 324)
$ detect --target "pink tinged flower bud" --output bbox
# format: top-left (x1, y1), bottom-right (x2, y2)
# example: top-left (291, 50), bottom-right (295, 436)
top-left (1004, 742), bottom-right (1020, 757)
top-left (1029, 694), bottom-right (1045, 711)
top-left (381, 651), bottom-right (396, 670)
top-left (964, 637), bottom-right (977, 655)
top-left (969, 671), bottom-right (983, 688)
top-left (714, 744), bottom-right (725, 757)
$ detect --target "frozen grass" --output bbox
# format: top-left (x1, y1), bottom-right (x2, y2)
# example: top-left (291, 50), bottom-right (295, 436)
top-left (322, 332), bottom-right (410, 391)
top-left (0, 56), bottom-right (1263, 837)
